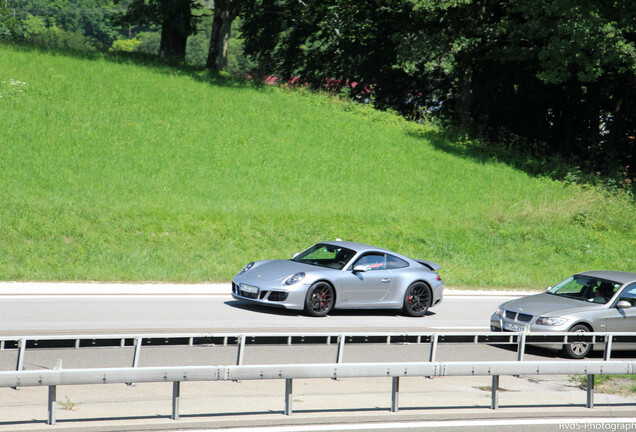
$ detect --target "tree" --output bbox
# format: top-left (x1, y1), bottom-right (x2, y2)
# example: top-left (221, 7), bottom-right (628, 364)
top-left (115, 0), bottom-right (205, 60)
top-left (206, 0), bottom-right (234, 70)
top-left (238, 0), bottom-right (635, 178)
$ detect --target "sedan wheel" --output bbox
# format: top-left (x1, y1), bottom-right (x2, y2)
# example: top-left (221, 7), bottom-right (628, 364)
top-left (562, 324), bottom-right (592, 359)
top-left (403, 282), bottom-right (431, 317)
top-left (304, 282), bottom-right (334, 317)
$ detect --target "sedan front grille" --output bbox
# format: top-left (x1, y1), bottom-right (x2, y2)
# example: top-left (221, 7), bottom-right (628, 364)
top-left (504, 310), bottom-right (534, 323)
top-left (517, 312), bottom-right (533, 322)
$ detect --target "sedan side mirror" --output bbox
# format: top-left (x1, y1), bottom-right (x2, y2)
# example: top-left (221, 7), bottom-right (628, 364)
top-left (353, 265), bottom-right (367, 273)
top-left (293, 253), bottom-right (300, 259)
top-left (545, 286), bottom-right (552, 292)
top-left (616, 300), bottom-right (632, 309)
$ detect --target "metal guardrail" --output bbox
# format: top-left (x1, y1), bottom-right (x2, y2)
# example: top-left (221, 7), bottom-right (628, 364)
top-left (3, 331), bottom-right (636, 371)
top-left (0, 360), bottom-right (634, 425)
top-left (2, 331), bottom-right (635, 425)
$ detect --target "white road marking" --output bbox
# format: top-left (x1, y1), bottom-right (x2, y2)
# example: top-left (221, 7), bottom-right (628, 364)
top-left (185, 417), bottom-right (636, 432)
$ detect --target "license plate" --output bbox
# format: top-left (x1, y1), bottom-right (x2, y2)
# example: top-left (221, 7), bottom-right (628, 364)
top-left (240, 284), bottom-right (259, 294)
top-left (504, 322), bottom-right (528, 332)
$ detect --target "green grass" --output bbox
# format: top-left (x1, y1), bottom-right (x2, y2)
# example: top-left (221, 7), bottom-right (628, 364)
top-left (0, 44), bottom-right (634, 286)
top-left (571, 375), bottom-right (636, 396)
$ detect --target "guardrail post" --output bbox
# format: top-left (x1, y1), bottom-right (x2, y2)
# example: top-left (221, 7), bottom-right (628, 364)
top-left (284, 378), bottom-right (293, 415)
top-left (586, 374), bottom-right (594, 408)
top-left (47, 385), bottom-right (56, 425)
top-left (517, 334), bottom-right (526, 361)
top-left (127, 337), bottom-right (142, 386)
top-left (236, 335), bottom-right (245, 366)
top-left (336, 335), bottom-right (345, 363)
top-left (491, 375), bottom-right (499, 409)
top-left (16, 338), bottom-right (26, 372)
top-left (604, 335), bottom-right (613, 361)
top-left (12, 338), bottom-right (26, 390)
top-left (171, 381), bottom-right (180, 420)
top-left (429, 334), bottom-right (438, 362)
top-left (391, 377), bottom-right (400, 412)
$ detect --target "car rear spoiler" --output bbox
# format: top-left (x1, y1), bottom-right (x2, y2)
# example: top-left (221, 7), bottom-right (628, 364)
top-left (415, 259), bottom-right (441, 271)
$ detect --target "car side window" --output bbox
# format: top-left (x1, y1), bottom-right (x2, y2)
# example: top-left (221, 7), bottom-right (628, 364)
top-left (386, 254), bottom-right (408, 269)
top-left (618, 284), bottom-right (636, 307)
top-left (355, 253), bottom-right (386, 271)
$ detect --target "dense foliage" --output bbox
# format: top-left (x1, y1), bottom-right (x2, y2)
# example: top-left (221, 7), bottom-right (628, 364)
top-left (1, 0), bottom-right (125, 49)
top-left (239, 0), bottom-right (635, 187)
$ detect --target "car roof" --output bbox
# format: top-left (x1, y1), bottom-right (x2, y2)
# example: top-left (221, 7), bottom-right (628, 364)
top-left (320, 240), bottom-right (395, 255)
top-left (576, 270), bottom-right (636, 285)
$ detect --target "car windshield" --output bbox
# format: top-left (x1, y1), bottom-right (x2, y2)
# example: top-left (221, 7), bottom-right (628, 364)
top-left (547, 275), bottom-right (622, 304)
top-left (291, 244), bottom-right (357, 270)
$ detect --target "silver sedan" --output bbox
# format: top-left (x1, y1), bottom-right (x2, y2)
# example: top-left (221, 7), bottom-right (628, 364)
top-left (232, 240), bottom-right (444, 317)
top-left (491, 271), bottom-right (636, 358)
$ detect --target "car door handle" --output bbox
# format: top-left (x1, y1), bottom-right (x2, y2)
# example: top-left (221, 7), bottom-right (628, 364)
top-left (381, 278), bottom-right (391, 283)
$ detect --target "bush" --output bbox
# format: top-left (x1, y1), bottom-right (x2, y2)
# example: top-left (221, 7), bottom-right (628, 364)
top-left (110, 37), bottom-right (142, 52)
top-left (133, 31), bottom-right (160, 55)
top-left (29, 27), bottom-right (95, 51)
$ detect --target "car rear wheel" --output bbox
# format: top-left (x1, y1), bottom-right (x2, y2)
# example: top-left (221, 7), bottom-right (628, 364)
top-left (403, 282), bottom-right (431, 317)
top-left (304, 282), bottom-right (334, 317)
top-left (562, 324), bottom-right (592, 359)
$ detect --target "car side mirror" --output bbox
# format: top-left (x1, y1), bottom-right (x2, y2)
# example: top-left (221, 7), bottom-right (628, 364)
top-left (545, 286), bottom-right (552, 292)
top-left (353, 265), bottom-right (367, 273)
top-left (616, 300), bottom-right (632, 309)
top-left (293, 253), bottom-right (300, 259)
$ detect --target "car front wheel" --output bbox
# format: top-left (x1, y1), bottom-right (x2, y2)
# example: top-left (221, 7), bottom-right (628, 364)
top-left (304, 282), bottom-right (334, 317)
top-left (403, 282), bottom-right (431, 317)
top-left (562, 324), bottom-right (592, 359)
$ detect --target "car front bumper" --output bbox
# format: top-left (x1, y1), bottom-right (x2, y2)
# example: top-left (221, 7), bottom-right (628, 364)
top-left (231, 279), bottom-right (308, 311)
top-left (489, 312), bottom-right (577, 351)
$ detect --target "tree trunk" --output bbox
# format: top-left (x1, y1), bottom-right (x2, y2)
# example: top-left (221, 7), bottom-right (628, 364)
top-left (206, 0), bottom-right (234, 70)
top-left (159, 0), bottom-right (192, 60)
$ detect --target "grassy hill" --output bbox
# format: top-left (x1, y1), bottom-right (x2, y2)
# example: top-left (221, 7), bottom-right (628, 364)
top-left (0, 44), bottom-right (634, 287)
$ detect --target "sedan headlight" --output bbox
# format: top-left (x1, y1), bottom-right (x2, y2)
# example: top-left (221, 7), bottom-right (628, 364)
top-left (285, 272), bottom-right (305, 285)
top-left (239, 262), bottom-right (255, 274)
top-left (536, 317), bottom-right (568, 326)
top-left (495, 307), bottom-right (504, 316)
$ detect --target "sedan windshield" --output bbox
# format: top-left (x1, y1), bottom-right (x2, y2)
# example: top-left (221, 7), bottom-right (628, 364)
top-left (292, 244), bottom-right (356, 270)
top-left (548, 275), bottom-right (622, 304)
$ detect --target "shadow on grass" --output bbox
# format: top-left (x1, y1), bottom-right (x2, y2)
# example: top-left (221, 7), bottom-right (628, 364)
top-left (411, 128), bottom-right (570, 179)
top-left (408, 127), bottom-right (634, 197)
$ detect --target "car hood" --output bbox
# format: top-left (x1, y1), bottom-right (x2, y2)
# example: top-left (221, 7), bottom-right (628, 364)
top-left (242, 260), bottom-right (320, 282)
top-left (501, 293), bottom-right (602, 317)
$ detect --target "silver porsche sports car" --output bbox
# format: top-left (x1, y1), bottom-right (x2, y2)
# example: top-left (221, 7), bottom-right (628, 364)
top-left (491, 270), bottom-right (636, 358)
top-left (232, 240), bottom-right (444, 317)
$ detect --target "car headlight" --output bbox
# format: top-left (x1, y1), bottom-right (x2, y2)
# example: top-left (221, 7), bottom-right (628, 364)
top-left (285, 272), bottom-right (305, 285)
top-left (239, 262), bottom-right (255, 274)
top-left (495, 307), bottom-right (504, 317)
top-left (536, 317), bottom-right (568, 326)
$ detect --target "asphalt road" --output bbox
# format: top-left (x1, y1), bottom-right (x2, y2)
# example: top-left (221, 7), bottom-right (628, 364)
top-left (1, 285), bottom-right (635, 432)
top-left (0, 289), bottom-right (511, 334)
